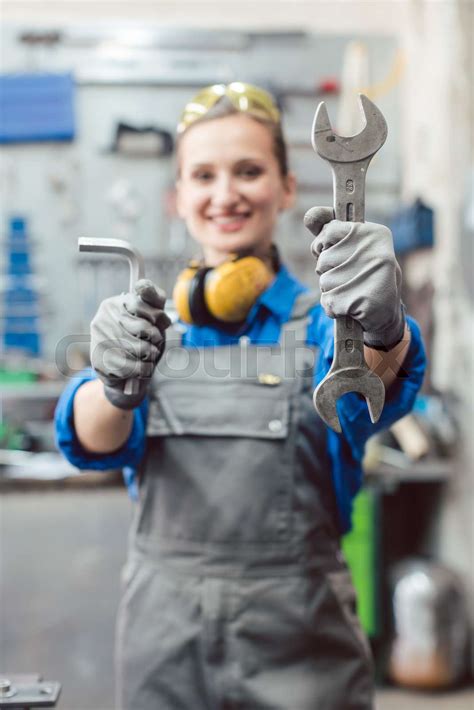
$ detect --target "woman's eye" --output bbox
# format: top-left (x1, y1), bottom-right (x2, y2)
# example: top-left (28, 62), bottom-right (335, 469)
top-left (192, 170), bottom-right (214, 182)
top-left (238, 165), bottom-right (263, 179)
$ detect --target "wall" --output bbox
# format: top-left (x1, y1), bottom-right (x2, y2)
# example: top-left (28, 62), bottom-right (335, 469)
top-left (2, 0), bottom-right (413, 32)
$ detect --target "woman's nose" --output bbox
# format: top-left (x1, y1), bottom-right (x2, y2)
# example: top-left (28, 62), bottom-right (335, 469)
top-left (212, 175), bottom-right (240, 208)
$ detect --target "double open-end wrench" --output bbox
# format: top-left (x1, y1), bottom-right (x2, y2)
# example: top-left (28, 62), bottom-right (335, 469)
top-left (78, 237), bottom-right (145, 397)
top-left (310, 94), bottom-right (387, 433)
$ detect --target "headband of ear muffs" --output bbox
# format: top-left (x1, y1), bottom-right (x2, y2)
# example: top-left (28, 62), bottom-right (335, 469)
top-left (173, 252), bottom-right (277, 326)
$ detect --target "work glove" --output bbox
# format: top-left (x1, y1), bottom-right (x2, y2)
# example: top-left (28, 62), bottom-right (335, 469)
top-left (90, 279), bottom-right (171, 409)
top-left (304, 207), bottom-right (405, 350)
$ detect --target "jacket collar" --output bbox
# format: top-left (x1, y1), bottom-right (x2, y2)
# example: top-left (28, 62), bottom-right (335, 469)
top-left (253, 264), bottom-right (307, 324)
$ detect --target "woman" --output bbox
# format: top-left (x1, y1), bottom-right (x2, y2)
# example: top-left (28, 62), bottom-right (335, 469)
top-left (56, 82), bottom-right (425, 709)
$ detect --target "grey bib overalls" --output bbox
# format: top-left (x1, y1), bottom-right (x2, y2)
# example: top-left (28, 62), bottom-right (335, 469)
top-left (116, 292), bottom-right (374, 710)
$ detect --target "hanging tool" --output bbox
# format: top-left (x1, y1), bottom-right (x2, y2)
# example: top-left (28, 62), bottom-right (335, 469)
top-left (310, 94), bottom-right (387, 433)
top-left (78, 237), bottom-right (145, 397)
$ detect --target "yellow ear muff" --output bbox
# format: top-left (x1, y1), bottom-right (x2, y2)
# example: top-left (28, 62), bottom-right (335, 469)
top-left (204, 256), bottom-right (274, 323)
top-left (173, 256), bottom-right (275, 326)
top-left (172, 265), bottom-right (198, 324)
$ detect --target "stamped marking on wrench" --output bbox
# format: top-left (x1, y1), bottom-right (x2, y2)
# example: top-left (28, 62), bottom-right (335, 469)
top-left (310, 95), bottom-right (387, 433)
top-left (78, 237), bottom-right (145, 397)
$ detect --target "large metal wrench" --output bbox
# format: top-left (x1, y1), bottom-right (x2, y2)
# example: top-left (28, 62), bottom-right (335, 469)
top-left (310, 94), bottom-right (387, 433)
top-left (78, 237), bottom-right (145, 397)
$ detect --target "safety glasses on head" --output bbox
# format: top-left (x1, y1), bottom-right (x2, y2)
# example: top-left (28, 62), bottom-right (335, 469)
top-left (177, 82), bottom-right (281, 134)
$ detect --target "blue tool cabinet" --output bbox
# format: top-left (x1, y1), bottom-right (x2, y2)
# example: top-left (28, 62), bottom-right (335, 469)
top-left (2, 216), bottom-right (41, 356)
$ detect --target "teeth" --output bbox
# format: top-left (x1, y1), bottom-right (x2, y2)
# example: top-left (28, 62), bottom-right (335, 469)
top-left (211, 215), bottom-right (248, 224)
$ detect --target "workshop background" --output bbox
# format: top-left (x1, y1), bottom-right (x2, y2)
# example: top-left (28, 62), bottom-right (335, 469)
top-left (0, 1), bottom-right (472, 709)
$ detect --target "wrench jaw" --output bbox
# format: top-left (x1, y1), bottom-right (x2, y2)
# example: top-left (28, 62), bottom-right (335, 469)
top-left (314, 368), bottom-right (386, 434)
top-left (311, 101), bottom-right (332, 154)
top-left (358, 94), bottom-right (388, 145)
top-left (311, 94), bottom-right (387, 163)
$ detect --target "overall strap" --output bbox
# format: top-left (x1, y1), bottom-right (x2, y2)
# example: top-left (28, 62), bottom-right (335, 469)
top-left (280, 289), bottom-right (320, 343)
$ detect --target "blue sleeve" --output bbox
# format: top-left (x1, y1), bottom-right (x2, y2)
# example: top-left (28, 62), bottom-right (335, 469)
top-left (309, 307), bottom-right (426, 532)
top-left (54, 367), bottom-right (148, 471)
top-left (343, 316), bottom-right (425, 458)
top-left (312, 307), bottom-right (426, 459)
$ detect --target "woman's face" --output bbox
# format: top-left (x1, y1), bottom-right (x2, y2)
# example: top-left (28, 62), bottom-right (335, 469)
top-left (176, 114), bottom-right (296, 266)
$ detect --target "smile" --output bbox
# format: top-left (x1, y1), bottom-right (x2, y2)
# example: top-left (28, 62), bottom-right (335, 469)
top-left (208, 213), bottom-right (251, 232)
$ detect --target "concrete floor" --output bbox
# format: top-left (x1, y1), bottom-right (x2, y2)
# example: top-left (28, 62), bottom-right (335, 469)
top-left (377, 687), bottom-right (474, 709)
top-left (1, 488), bottom-right (472, 710)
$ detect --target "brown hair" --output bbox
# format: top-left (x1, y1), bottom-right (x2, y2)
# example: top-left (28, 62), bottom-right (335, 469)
top-left (176, 96), bottom-right (289, 176)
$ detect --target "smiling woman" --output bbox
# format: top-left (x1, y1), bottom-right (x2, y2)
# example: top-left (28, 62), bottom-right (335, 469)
top-left (56, 81), bottom-right (425, 710)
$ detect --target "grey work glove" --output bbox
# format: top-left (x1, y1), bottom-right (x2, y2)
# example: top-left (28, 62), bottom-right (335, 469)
top-left (304, 207), bottom-right (405, 350)
top-left (90, 279), bottom-right (171, 409)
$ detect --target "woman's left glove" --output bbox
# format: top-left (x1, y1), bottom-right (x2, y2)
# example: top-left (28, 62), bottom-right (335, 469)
top-left (304, 206), bottom-right (405, 350)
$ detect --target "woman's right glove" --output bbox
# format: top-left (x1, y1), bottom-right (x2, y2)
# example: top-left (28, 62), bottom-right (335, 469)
top-left (90, 279), bottom-right (171, 410)
top-left (304, 207), bottom-right (405, 350)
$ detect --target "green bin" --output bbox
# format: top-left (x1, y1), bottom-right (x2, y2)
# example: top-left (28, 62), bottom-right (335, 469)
top-left (342, 487), bottom-right (380, 637)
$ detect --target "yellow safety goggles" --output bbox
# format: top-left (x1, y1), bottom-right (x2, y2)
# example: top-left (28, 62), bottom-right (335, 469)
top-left (177, 82), bottom-right (281, 134)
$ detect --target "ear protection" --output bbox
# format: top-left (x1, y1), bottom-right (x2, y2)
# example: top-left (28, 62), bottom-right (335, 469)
top-left (173, 252), bottom-right (277, 326)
